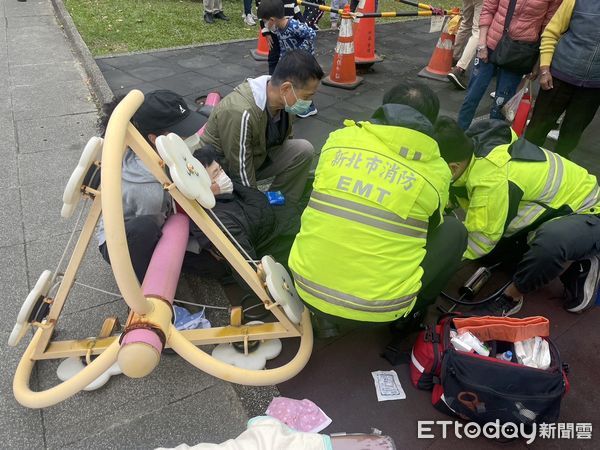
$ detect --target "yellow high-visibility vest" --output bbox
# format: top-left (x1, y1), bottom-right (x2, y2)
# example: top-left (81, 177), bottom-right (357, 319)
top-left (454, 138), bottom-right (600, 260)
top-left (289, 120), bottom-right (451, 322)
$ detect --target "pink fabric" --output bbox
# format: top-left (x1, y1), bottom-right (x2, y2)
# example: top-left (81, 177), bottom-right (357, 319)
top-left (121, 328), bottom-right (163, 352)
top-left (266, 397), bottom-right (332, 433)
top-left (142, 213), bottom-right (189, 302)
top-left (480, 0), bottom-right (562, 50)
top-left (198, 93), bottom-right (221, 137)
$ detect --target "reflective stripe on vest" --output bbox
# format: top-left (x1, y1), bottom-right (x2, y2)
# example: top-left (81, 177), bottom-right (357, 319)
top-left (507, 149), bottom-right (565, 234)
top-left (292, 270), bottom-right (418, 313)
top-left (579, 184), bottom-right (600, 212)
top-left (308, 192), bottom-right (428, 239)
top-left (467, 232), bottom-right (497, 257)
top-left (539, 150), bottom-right (564, 203)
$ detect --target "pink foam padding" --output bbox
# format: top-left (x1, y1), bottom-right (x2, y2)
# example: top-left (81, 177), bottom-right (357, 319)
top-left (198, 92), bottom-right (221, 137)
top-left (121, 328), bottom-right (163, 352)
top-left (204, 92), bottom-right (221, 107)
top-left (142, 213), bottom-right (190, 302)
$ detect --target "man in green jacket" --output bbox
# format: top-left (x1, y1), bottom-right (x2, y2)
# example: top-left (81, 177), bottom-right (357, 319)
top-left (434, 117), bottom-right (600, 316)
top-left (289, 81), bottom-right (467, 328)
top-left (199, 50), bottom-right (323, 205)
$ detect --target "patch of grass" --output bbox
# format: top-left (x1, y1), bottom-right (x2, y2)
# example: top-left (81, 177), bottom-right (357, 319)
top-left (64, 0), bottom-right (459, 56)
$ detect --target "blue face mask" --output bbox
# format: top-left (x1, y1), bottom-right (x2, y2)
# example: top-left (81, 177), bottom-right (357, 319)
top-left (284, 85), bottom-right (312, 116)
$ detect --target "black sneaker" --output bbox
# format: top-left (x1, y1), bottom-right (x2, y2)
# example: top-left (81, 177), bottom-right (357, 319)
top-left (214, 11), bottom-right (230, 21)
top-left (204, 12), bottom-right (214, 24)
top-left (447, 66), bottom-right (468, 90)
top-left (472, 294), bottom-right (523, 317)
top-left (561, 257), bottom-right (600, 313)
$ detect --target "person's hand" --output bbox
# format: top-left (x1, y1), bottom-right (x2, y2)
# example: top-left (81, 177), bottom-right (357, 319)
top-left (539, 66), bottom-right (553, 90)
top-left (527, 63), bottom-right (539, 81)
top-left (210, 181), bottom-right (221, 195)
top-left (265, 34), bottom-right (273, 50)
top-left (476, 46), bottom-right (488, 63)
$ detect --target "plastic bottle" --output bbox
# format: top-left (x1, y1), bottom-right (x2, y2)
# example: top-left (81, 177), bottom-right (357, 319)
top-left (496, 350), bottom-right (513, 362)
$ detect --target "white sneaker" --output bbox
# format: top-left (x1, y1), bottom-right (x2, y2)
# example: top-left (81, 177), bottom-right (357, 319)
top-left (244, 14), bottom-right (256, 26)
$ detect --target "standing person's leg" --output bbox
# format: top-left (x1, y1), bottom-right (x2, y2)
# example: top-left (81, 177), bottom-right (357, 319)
top-left (489, 66), bottom-right (523, 121)
top-left (203, 0), bottom-right (215, 23)
top-left (243, 0), bottom-right (252, 15)
top-left (513, 214), bottom-right (600, 312)
top-left (243, 0), bottom-right (255, 24)
top-left (268, 34), bottom-right (280, 75)
top-left (456, 0), bottom-right (482, 71)
top-left (554, 85), bottom-right (600, 158)
top-left (213, 0), bottom-right (229, 20)
top-left (99, 215), bottom-right (163, 283)
top-left (330, 0), bottom-right (341, 27)
top-left (448, 0), bottom-right (481, 90)
top-left (453, 0), bottom-right (475, 64)
top-left (457, 54), bottom-right (496, 129)
top-left (256, 139), bottom-right (315, 204)
top-left (417, 216), bottom-right (468, 310)
top-left (524, 77), bottom-right (572, 148)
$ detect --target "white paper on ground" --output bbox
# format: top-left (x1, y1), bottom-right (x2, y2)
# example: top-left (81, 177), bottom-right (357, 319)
top-left (371, 370), bottom-right (406, 402)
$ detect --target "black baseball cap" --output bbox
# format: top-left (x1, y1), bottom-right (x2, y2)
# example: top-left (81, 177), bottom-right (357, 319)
top-left (133, 90), bottom-right (205, 138)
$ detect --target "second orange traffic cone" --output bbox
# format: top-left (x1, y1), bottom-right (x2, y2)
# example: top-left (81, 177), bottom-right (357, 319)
top-left (418, 18), bottom-right (455, 82)
top-left (353, 0), bottom-right (383, 68)
top-left (323, 5), bottom-right (363, 89)
top-left (250, 30), bottom-right (270, 61)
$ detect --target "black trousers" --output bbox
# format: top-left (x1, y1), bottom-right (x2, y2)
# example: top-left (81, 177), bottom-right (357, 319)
top-left (309, 215), bottom-right (468, 327)
top-left (512, 214), bottom-right (600, 293)
top-left (525, 77), bottom-right (600, 158)
top-left (99, 215), bottom-right (228, 283)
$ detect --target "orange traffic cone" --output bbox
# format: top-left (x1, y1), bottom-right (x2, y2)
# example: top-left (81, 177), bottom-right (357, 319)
top-left (250, 30), bottom-right (270, 61)
top-left (323, 5), bottom-right (363, 89)
top-left (418, 18), bottom-right (455, 82)
top-left (353, 0), bottom-right (383, 68)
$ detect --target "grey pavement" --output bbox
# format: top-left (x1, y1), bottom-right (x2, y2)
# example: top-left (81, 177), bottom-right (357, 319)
top-left (2, 0), bottom-right (600, 449)
top-left (0, 1), bottom-right (251, 449)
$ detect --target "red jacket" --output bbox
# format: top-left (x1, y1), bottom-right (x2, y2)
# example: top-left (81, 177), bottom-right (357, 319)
top-left (480, 0), bottom-right (562, 50)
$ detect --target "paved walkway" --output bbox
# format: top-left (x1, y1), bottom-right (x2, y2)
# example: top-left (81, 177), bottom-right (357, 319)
top-left (1, 0), bottom-right (599, 449)
top-left (1, 1), bottom-right (253, 448)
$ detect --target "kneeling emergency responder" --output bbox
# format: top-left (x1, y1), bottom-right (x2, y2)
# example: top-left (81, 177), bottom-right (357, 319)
top-left (288, 81), bottom-right (467, 332)
top-left (434, 117), bottom-right (600, 316)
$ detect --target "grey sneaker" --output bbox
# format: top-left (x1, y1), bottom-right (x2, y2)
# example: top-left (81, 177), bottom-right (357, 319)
top-left (472, 294), bottom-right (523, 317)
top-left (561, 257), bottom-right (600, 313)
top-left (447, 66), bottom-right (468, 90)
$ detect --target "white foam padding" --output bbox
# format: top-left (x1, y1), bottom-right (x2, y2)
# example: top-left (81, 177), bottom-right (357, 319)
top-left (8, 270), bottom-right (53, 347)
top-left (56, 357), bottom-right (122, 391)
top-left (156, 133), bottom-right (215, 209)
top-left (211, 321), bottom-right (282, 370)
top-left (261, 255), bottom-right (304, 324)
top-left (61, 136), bottom-right (103, 218)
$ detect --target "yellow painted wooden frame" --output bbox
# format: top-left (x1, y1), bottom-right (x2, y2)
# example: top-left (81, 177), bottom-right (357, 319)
top-left (13, 90), bottom-right (313, 409)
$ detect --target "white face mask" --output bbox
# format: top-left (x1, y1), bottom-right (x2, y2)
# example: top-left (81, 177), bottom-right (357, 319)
top-left (215, 170), bottom-right (233, 194)
top-left (183, 133), bottom-right (201, 151)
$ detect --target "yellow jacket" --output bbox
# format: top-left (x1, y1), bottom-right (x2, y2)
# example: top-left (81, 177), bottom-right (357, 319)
top-left (454, 120), bottom-right (600, 260)
top-left (289, 105), bottom-right (451, 322)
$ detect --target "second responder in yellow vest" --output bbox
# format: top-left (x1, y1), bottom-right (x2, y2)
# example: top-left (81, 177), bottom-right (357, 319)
top-left (288, 81), bottom-right (468, 332)
top-left (433, 116), bottom-right (600, 316)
